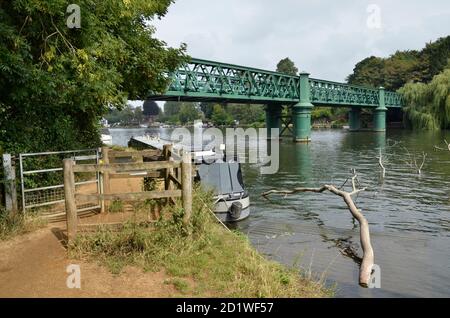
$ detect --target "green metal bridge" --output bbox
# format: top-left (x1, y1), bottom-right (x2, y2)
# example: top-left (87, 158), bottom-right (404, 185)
top-left (148, 58), bottom-right (403, 142)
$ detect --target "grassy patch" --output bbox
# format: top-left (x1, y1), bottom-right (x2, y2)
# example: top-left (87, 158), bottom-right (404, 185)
top-left (164, 278), bottom-right (190, 294)
top-left (108, 199), bottom-right (124, 213)
top-left (0, 209), bottom-right (47, 241)
top-left (70, 188), bottom-right (331, 298)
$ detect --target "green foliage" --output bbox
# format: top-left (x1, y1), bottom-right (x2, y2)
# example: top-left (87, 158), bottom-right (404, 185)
top-left (226, 104), bottom-right (265, 125)
top-left (276, 57), bottom-right (298, 76)
top-left (105, 105), bottom-right (146, 126)
top-left (211, 104), bottom-right (233, 126)
top-left (160, 101), bottom-right (201, 124)
top-left (0, 210), bottom-right (47, 241)
top-left (311, 107), bottom-right (332, 121)
top-left (347, 36), bottom-right (450, 91)
top-left (0, 0), bottom-right (187, 153)
top-left (163, 101), bottom-right (182, 118)
top-left (400, 67), bottom-right (450, 130)
top-left (109, 200), bottom-right (124, 213)
top-left (143, 100), bottom-right (161, 117)
top-left (199, 102), bottom-right (214, 119)
top-left (178, 103), bottom-right (201, 124)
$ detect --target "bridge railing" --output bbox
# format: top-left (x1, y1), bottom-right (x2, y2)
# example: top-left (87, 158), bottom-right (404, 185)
top-left (309, 78), bottom-right (379, 107)
top-left (166, 58), bottom-right (301, 102)
top-left (160, 58), bottom-right (403, 108)
top-left (385, 91), bottom-right (403, 108)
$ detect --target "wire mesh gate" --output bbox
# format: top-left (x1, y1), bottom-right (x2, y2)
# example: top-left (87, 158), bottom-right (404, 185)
top-left (19, 149), bottom-right (101, 221)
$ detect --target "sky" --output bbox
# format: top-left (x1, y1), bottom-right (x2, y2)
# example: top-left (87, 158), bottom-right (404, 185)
top-left (130, 0), bottom-right (450, 109)
top-left (151, 0), bottom-right (450, 82)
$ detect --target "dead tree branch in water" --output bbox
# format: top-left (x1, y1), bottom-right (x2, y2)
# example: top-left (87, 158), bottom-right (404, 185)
top-left (375, 140), bottom-right (401, 178)
top-left (402, 147), bottom-right (427, 175)
top-left (261, 170), bottom-right (374, 287)
top-left (376, 149), bottom-right (386, 178)
top-left (434, 139), bottom-right (450, 152)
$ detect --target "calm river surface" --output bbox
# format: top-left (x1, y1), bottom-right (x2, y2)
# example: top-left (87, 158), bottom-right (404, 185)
top-left (110, 127), bottom-right (450, 298)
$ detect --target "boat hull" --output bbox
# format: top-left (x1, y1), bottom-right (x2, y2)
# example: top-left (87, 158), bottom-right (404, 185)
top-left (213, 195), bottom-right (250, 222)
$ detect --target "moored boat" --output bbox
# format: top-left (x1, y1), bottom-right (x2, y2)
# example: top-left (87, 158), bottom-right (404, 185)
top-left (129, 135), bottom-right (250, 222)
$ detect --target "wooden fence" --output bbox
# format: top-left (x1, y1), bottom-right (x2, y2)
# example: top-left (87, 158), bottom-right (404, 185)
top-left (63, 147), bottom-right (192, 241)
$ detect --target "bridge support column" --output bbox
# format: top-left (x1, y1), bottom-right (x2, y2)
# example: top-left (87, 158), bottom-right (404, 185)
top-left (265, 103), bottom-right (281, 139)
top-left (373, 87), bottom-right (387, 132)
top-left (293, 72), bottom-right (314, 142)
top-left (349, 107), bottom-right (361, 131)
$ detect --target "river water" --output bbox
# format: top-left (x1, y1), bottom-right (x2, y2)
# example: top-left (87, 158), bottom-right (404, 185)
top-left (110, 127), bottom-right (450, 298)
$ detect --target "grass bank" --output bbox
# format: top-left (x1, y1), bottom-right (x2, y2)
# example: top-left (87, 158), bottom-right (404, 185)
top-left (0, 209), bottom-right (47, 241)
top-left (69, 189), bottom-right (331, 297)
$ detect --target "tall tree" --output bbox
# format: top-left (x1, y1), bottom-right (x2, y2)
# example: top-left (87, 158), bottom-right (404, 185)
top-left (399, 66), bottom-right (450, 130)
top-left (276, 58), bottom-right (298, 76)
top-left (347, 36), bottom-right (450, 91)
top-left (0, 0), bottom-right (187, 153)
top-left (143, 100), bottom-right (161, 117)
top-left (199, 102), bottom-right (215, 120)
top-left (178, 103), bottom-right (201, 124)
top-left (211, 104), bottom-right (233, 126)
top-left (163, 101), bottom-right (182, 117)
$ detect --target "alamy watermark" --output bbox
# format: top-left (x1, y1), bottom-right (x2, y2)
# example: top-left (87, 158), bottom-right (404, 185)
top-left (66, 4), bottom-right (81, 29)
top-left (367, 4), bottom-right (382, 29)
top-left (170, 127), bottom-right (280, 175)
top-left (369, 264), bottom-right (381, 289)
top-left (66, 264), bottom-right (81, 289)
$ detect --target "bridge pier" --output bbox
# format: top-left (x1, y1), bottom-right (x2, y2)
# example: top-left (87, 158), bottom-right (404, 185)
top-left (349, 107), bottom-right (361, 131)
top-left (265, 103), bottom-right (282, 139)
top-left (293, 72), bottom-right (314, 143)
top-left (373, 87), bottom-right (387, 132)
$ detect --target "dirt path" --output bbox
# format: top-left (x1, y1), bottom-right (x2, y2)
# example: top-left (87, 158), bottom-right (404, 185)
top-left (0, 225), bottom-right (176, 298)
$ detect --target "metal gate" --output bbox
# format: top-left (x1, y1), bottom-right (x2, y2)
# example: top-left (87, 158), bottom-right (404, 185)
top-left (19, 149), bottom-right (101, 221)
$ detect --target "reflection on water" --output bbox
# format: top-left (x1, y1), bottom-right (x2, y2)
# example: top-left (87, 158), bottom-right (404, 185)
top-left (110, 128), bottom-right (450, 298)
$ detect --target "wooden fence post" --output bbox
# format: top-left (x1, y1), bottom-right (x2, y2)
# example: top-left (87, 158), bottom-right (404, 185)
top-left (63, 159), bottom-right (77, 242)
top-left (2, 154), bottom-right (18, 214)
top-left (101, 147), bottom-right (110, 213)
top-left (163, 144), bottom-right (174, 191)
top-left (181, 151), bottom-right (192, 227)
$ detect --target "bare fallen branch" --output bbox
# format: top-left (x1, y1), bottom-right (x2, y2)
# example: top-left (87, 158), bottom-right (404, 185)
top-left (262, 172), bottom-right (373, 287)
top-left (402, 147), bottom-right (427, 175)
top-left (376, 149), bottom-right (386, 178)
top-left (434, 139), bottom-right (450, 152)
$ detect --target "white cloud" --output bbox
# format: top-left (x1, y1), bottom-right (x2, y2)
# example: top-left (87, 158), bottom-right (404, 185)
top-left (153, 0), bottom-right (450, 82)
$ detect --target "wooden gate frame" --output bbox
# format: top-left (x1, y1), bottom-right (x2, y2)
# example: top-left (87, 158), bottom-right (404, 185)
top-left (63, 149), bottom-right (192, 241)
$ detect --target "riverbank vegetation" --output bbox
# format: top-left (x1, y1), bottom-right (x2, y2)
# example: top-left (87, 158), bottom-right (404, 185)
top-left (70, 189), bottom-right (330, 297)
top-left (347, 36), bottom-right (450, 130)
top-left (0, 209), bottom-right (46, 241)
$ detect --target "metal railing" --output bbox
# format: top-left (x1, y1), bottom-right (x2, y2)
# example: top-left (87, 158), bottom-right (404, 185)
top-left (19, 149), bottom-right (100, 219)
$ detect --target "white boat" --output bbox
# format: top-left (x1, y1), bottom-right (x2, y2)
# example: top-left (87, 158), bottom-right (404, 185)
top-left (129, 135), bottom-right (250, 222)
top-left (195, 155), bottom-right (250, 222)
top-left (100, 128), bottom-right (113, 145)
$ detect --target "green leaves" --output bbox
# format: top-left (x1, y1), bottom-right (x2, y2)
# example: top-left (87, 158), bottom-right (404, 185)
top-left (0, 0), bottom-right (186, 153)
top-left (400, 67), bottom-right (450, 130)
top-left (347, 36), bottom-right (450, 91)
top-left (276, 57), bottom-right (298, 76)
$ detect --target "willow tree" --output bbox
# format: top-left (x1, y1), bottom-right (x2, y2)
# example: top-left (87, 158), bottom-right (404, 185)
top-left (400, 67), bottom-right (450, 130)
top-left (0, 0), bottom-right (187, 154)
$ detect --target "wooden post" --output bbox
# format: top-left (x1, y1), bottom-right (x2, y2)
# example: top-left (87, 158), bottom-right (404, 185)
top-left (63, 159), bottom-right (77, 242)
top-left (181, 151), bottom-right (192, 227)
top-left (2, 154), bottom-right (18, 214)
top-left (101, 147), bottom-right (110, 213)
top-left (163, 144), bottom-right (173, 191)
